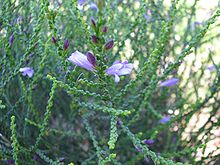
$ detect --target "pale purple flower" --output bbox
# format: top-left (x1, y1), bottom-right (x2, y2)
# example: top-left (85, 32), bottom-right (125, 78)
top-left (106, 60), bottom-right (133, 83)
top-left (144, 14), bottom-right (151, 22)
top-left (117, 119), bottom-right (123, 126)
top-left (159, 78), bottom-right (179, 87)
top-left (19, 67), bottom-right (34, 78)
top-left (207, 65), bottom-right (216, 72)
top-left (90, 2), bottom-right (98, 11)
top-left (77, 0), bottom-right (86, 10)
top-left (191, 21), bottom-right (203, 30)
top-left (144, 10), bottom-right (152, 22)
top-left (143, 139), bottom-right (154, 146)
top-left (135, 146), bottom-right (142, 152)
top-left (68, 51), bottom-right (95, 71)
top-left (159, 116), bottom-right (171, 124)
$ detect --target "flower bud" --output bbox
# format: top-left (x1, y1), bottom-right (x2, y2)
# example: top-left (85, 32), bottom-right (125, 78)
top-left (86, 51), bottom-right (96, 67)
top-left (91, 18), bottom-right (96, 29)
top-left (64, 39), bottom-right (70, 50)
top-left (104, 40), bottom-right (114, 50)
top-left (51, 36), bottom-right (57, 44)
top-left (91, 35), bottom-right (99, 44)
top-left (143, 139), bottom-right (154, 145)
top-left (9, 34), bottom-right (14, 46)
top-left (102, 26), bottom-right (108, 33)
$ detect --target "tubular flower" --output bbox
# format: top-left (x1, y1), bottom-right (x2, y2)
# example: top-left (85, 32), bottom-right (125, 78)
top-left (90, 2), bottom-right (98, 11)
top-left (19, 67), bottom-right (34, 78)
top-left (207, 65), bottom-right (216, 72)
top-left (106, 60), bottom-right (133, 83)
top-left (77, 0), bottom-right (85, 10)
top-left (159, 116), bottom-right (171, 124)
top-left (68, 51), bottom-right (96, 71)
top-left (159, 78), bottom-right (179, 87)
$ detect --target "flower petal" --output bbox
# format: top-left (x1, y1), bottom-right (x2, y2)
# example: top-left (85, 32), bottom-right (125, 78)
top-left (117, 63), bottom-right (133, 76)
top-left (114, 74), bottom-right (120, 83)
top-left (159, 116), bottom-right (171, 124)
top-left (106, 63), bottom-right (123, 75)
top-left (125, 63), bottom-right (134, 69)
top-left (68, 51), bottom-right (94, 71)
top-left (122, 60), bottom-right (128, 64)
top-left (90, 2), bottom-right (98, 10)
top-left (160, 78), bottom-right (179, 87)
top-left (19, 67), bottom-right (34, 78)
top-left (113, 60), bottom-right (120, 65)
top-left (207, 65), bottom-right (216, 72)
top-left (117, 67), bottom-right (133, 75)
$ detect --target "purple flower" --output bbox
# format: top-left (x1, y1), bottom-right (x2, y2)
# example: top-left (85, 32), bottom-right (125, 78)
top-left (68, 51), bottom-right (96, 71)
top-left (90, 2), bottom-right (98, 11)
top-left (117, 119), bottom-right (123, 126)
top-left (144, 10), bottom-right (151, 22)
top-left (77, 0), bottom-right (86, 10)
top-left (144, 157), bottom-right (150, 163)
top-left (19, 67), bottom-right (34, 78)
top-left (104, 40), bottom-right (114, 50)
top-left (7, 159), bottom-right (14, 165)
top-left (143, 139), bottom-right (154, 146)
top-left (159, 116), bottom-right (171, 124)
top-left (106, 60), bottom-right (133, 83)
top-left (63, 39), bottom-right (70, 50)
top-left (159, 78), bottom-right (179, 87)
top-left (191, 21), bottom-right (203, 30)
top-left (207, 65), bottom-right (216, 72)
top-left (144, 14), bottom-right (151, 22)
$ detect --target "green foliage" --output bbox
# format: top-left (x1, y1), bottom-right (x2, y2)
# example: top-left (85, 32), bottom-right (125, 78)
top-left (10, 116), bottom-right (19, 165)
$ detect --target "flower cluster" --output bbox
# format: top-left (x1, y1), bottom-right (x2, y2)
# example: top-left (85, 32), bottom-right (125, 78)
top-left (67, 51), bottom-right (133, 83)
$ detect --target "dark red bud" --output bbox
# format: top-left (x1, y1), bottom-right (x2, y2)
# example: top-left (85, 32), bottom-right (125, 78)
top-left (51, 36), bottom-right (57, 44)
top-left (91, 35), bottom-right (99, 44)
top-left (104, 40), bottom-right (114, 50)
top-left (63, 39), bottom-right (70, 50)
top-left (86, 51), bottom-right (96, 67)
top-left (91, 18), bottom-right (96, 29)
top-left (102, 26), bottom-right (108, 33)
